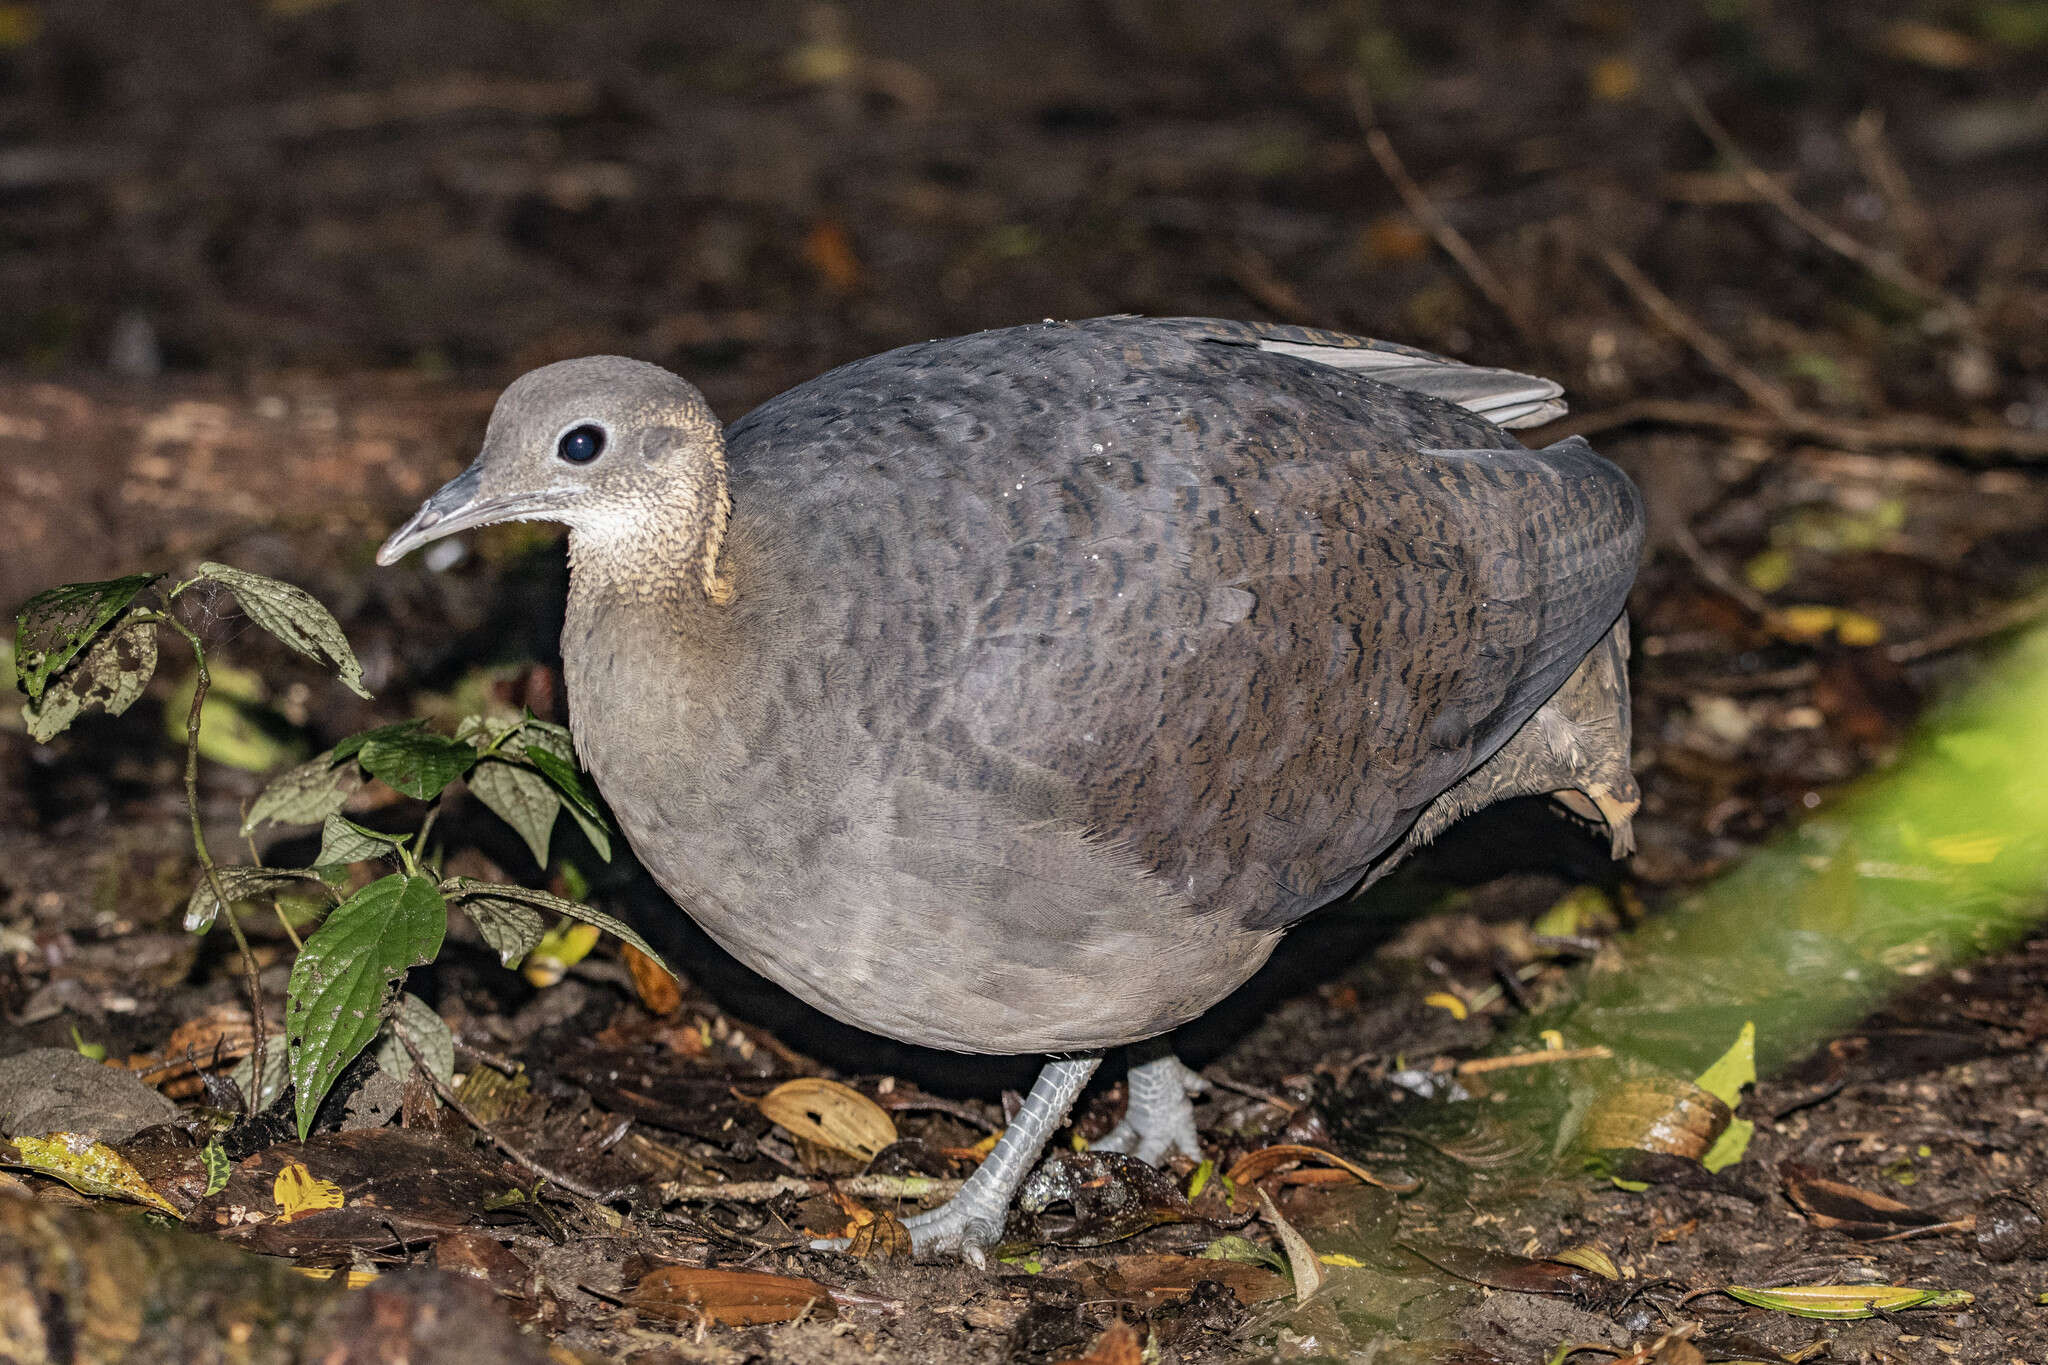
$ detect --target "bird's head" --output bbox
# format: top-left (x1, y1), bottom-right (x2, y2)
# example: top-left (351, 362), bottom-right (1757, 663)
top-left (378, 356), bottom-right (733, 600)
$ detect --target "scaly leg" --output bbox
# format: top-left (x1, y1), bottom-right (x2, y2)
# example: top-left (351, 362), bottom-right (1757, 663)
top-left (813, 1056), bottom-right (1099, 1265)
top-left (1092, 1040), bottom-right (1207, 1165)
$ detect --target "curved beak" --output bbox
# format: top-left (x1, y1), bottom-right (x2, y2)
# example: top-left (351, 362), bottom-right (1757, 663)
top-left (376, 465), bottom-right (567, 566)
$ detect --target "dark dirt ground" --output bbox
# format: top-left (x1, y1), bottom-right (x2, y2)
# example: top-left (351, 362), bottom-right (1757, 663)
top-left (5, 1), bottom-right (2048, 1361)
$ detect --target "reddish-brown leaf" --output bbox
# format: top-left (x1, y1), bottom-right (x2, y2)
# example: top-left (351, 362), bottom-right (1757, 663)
top-left (625, 1265), bottom-right (837, 1326)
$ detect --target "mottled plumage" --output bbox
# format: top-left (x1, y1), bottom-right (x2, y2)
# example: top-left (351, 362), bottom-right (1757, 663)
top-left (380, 314), bottom-right (1645, 1258)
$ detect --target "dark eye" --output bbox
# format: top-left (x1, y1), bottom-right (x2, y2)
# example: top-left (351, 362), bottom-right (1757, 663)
top-left (556, 423), bottom-right (606, 464)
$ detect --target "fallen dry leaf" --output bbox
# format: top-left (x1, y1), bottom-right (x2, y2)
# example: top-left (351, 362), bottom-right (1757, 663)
top-left (1780, 1162), bottom-right (1972, 1242)
top-left (1224, 1143), bottom-right (1419, 1194)
top-left (759, 1077), bottom-right (897, 1162)
top-left (625, 1264), bottom-right (837, 1326)
top-left (1052, 1319), bottom-right (1143, 1365)
top-left (623, 943), bottom-right (683, 1016)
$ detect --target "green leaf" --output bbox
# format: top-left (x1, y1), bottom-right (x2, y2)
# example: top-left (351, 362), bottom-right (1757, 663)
top-left (285, 873), bottom-right (447, 1138)
top-left (1696, 1021), bottom-right (1757, 1174)
top-left (443, 878), bottom-right (547, 968)
top-left (185, 864), bottom-right (329, 933)
top-left (316, 813), bottom-right (404, 869)
top-left (201, 1140), bottom-right (231, 1197)
top-left (1725, 1283), bottom-right (1973, 1320)
top-left (23, 613), bottom-right (158, 742)
top-left (466, 758), bottom-right (560, 868)
top-left (441, 877), bottom-right (667, 976)
top-left (371, 992), bottom-right (454, 1086)
top-left (332, 719), bottom-right (422, 762)
top-left (194, 563), bottom-right (371, 699)
top-left (12, 573), bottom-right (161, 703)
top-left (357, 726), bottom-right (476, 801)
top-left (242, 751), bottom-right (361, 834)
top-left (524, 746), bottom-right (612, 860)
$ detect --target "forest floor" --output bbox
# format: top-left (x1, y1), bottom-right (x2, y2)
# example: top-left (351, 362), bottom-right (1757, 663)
top-left (5, 2), bottom-right (2048, 1361)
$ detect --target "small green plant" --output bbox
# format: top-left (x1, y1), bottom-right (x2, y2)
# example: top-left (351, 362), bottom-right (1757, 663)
top-left (13, 565), bottom-right (667, 1137)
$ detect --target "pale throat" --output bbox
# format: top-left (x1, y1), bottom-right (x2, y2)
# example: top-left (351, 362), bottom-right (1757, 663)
top-left (564, 459), bottom-right (734, 607)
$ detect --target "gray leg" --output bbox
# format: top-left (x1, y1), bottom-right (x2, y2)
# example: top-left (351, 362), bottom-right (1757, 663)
top-left (813, 1056), bottom-right (1099, 1265)
top-left (1092, 1040), bottom-right (1207, 1165)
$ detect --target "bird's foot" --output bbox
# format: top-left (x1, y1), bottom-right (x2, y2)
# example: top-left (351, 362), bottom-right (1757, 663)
top-left (808, 1192), bottom-right (1009, 1265)
top-left (1092, 1051), bottom-right (1207, 1165)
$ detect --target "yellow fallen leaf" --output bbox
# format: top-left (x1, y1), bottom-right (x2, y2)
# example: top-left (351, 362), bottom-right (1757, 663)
top-left (291, 1266), bottom-right (379, 1288)
top-left (273, 1161), bottom-right (345, 1222)
top-left (758, 1077), bottom-right (898, 1161)
top-left (8, 1133), bottom-right (178, 1214)
top-left (1422, 992), bottom-right (1468, 1020)
top-left (523, 920), bottom-right (602, 987)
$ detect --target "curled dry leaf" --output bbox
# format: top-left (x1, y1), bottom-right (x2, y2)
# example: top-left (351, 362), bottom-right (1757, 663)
top-left (846, 1207), bottom-right (912, 1261)
top-left (625, 1265), bottom-right (837, 1327)
top-left (1581, 1076), bottom-right (1730, 1162)
top-left (758, 1077), bottom-right (898, 1162)
top-left (1780, 1161), bottom-right (1971, 1241)
top-left (1224, 1143), bottom-right (1420, 1195)
top-left (1256, 1187), bottom-right (1324, 1303)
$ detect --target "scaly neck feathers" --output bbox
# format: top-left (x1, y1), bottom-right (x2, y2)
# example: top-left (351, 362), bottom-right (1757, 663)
top-left (566, 422), bottom-right (735, 609)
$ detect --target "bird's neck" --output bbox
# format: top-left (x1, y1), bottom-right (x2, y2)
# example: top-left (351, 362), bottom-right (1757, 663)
top-left (564, 457), bottom-right (734, 608)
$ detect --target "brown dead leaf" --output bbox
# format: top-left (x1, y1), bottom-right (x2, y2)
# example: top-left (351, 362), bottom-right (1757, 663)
top-left (846, 1208), bottom-right (912, 1261)
top-left (623, 943), bottom-right (683, 1016)
top-left (1781, 1161), bottom-right (1972, 1242)
top-left (625, 1264), bottom-right (837, 1327)
top-left (759, 1077), bottom-right (897, 1162)
top-left (123, 1003), bottom-right (258, 1097)
top-left (1581, 1076), bottom-right (1729, 1160)
top-left (1053, 1319), bottom-right (1143, 1365)
top-left (1224, 1143), bottom-right (1419, 1194)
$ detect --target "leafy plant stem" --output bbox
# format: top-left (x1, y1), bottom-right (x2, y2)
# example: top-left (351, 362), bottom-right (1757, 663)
top-left (243, 826), bottom-right (306, 952)
top-left (415, 805), bottom-right (440, 872)
top-left (165, 611), bottom-right (269, 1117)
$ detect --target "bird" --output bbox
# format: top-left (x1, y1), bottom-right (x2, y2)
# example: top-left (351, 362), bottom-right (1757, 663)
top-left (378, 315), bottom-right (1645, 1262)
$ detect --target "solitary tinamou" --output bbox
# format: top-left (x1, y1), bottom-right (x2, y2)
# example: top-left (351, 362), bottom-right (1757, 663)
top-left (379, 315), bottom-right (1645, 1261)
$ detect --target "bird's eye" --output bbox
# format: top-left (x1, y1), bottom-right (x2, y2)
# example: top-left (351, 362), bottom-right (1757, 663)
top-left (556, 424), bottom-right (606, 464)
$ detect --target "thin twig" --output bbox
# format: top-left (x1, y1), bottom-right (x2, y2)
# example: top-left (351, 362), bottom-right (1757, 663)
top-left (1597, 248), bottom-right (1799, 421)
top-left (1885, 586), bottom-right (2048, 664)
top-left (1847, 108), bottom-right (1943, 276)
top-left (1671, 523), bottom-right (1772, 619)
top-left (658, 1174), bottom-right (965, 1205)
top-left (397, 1031), bottom-right (613, 1203)
top-left (1536, 398), bottom-right (2048, 462)
top-left (1673, 79), bottom-right (1972, 323)
top-left (1348, 76), bottom-right (1542, 344)
top-left (1454, 1046), bottom-right (1614, 1076)
top-left (163, 611), bottom-right (267, 1117)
